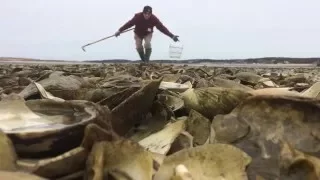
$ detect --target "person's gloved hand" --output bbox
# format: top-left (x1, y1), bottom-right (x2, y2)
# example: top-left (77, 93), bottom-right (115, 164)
top-left (172, 35), bottom-right (179, 42)
top-left (115, 30), bottom-right (121, 37)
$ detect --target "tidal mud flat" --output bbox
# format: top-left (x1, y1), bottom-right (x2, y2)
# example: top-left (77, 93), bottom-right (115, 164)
top-left (0, 62), bottom-right (319, 180)
top-left (0, 59), bottom-right (317, 68)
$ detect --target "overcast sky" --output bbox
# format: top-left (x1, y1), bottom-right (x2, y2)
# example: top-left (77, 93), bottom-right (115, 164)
top-left (1, 0), bottom-right (320, 61)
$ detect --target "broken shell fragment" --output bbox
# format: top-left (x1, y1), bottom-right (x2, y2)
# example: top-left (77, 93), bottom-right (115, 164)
top-left (235, 71), bottom-right (264, 86)
top-left (248, 88), bottom-right (303, 97)
top-left (301, 82), bottom-right (320, 98)
top-left (139, 119), bottom-right (186, 155)
top-left (210, 77), bottom-right (254, 92)
top-left (18, 147), bottom-right (88, 179)
top-left (157, 93), bottom-right (184, 112)
top-left (159, 81), bottom-right (191, 93)
top-left (19, 74), bottom-right (92, 100)
top-left (185, 109), bottom-right (210, 146)
top-left (85, 139), bottom-right (153, 180)
top-left (0, 130), bottom-right (17, 171)
top-left (153, 143), bottom-right (251, 180)
top-left (280, 141), bottom-right (320, 179)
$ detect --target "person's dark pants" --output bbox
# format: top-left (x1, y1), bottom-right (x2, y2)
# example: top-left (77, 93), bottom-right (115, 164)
top-left (134, 33), bottom-right (152, 62)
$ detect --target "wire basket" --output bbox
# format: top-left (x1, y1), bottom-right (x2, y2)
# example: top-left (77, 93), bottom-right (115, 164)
top-left (169, 42), bottom-right (183, 59)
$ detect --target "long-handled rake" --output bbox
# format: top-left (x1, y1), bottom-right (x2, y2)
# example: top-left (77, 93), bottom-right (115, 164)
top-left (81, 28), bottom-right (134, 52)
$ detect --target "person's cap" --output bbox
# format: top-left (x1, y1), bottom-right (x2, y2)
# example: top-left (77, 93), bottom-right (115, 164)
top-left (143, 6), bottom-right (152, 14)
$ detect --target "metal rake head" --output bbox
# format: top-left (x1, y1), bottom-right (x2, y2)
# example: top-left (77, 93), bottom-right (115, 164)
top-left (81, 46), bottom-right (86, 52)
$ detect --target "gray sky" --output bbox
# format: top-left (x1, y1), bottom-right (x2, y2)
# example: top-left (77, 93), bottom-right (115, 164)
top-left (1, 0), bottom-right (320, 61)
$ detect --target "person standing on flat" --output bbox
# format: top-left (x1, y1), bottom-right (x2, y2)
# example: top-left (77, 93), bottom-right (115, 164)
top-left (115, 5), bottom-right (179, 63)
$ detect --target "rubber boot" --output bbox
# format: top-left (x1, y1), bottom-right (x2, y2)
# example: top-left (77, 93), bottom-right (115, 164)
top-left (144, 48), bottom-right (152, 63)
top-left (136, 48), bottom-right (145, 62)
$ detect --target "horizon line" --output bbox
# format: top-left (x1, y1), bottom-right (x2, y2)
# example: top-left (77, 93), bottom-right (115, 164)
top-left (1, 56), bottom-right (320, 62)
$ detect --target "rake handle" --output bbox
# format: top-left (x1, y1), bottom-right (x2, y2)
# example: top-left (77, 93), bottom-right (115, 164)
top-left (82, 28), bottom-right (134, 51)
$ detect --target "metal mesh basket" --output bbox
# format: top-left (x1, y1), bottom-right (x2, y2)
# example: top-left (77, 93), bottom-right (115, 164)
top-left (169, 42), bottom-right (183, 59)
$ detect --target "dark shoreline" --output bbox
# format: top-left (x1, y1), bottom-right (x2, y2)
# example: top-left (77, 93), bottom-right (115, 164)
top-left (0, 57), bottom-right (319, 69)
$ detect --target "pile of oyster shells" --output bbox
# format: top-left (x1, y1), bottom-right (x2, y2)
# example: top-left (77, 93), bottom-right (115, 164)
top-left (0, 63), bottom-right (319, 180)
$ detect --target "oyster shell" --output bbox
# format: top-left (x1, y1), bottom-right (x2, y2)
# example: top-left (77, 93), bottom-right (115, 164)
top-left (211, 94), bottom-right (320, 179)
top-left (111, 79), bottom-right (162, 136)
top-left (181, 87), bottom-right (251, 119)
top-left (1, 97), bottom-right (113, 158)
